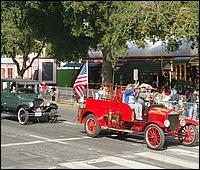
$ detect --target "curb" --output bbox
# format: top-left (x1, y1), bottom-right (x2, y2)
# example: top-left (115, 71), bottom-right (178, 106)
top-left (44, 99), bottom-right (78, 108)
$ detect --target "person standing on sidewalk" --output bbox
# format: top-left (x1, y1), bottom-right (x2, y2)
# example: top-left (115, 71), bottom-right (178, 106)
top-left (51, 87), bottom-right (56, 101)
top-left (186, 88), bottom-right (198, 120)
top-left (41, 82), bottom-right (47, 97)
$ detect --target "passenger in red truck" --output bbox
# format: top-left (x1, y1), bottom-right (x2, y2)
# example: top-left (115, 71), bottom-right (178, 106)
top-left (122, 83), bottom-right (143, 121)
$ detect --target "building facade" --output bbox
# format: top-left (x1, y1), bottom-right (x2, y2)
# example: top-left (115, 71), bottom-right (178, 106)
top-left (1, 56), bottom-right (57, 85)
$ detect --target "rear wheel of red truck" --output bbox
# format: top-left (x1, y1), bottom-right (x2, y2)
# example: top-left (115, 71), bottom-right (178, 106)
top-left (145, 124), bottom-right (165, 150)
top-left (84, 114), bottom-right (101, 138)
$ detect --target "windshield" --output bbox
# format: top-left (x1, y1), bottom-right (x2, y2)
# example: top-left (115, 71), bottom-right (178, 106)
top-left (18, 84), bottom-right (39, 94)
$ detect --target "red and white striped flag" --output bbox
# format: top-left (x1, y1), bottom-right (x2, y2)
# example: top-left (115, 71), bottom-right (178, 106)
top-left (73, 61), bottom-right (88, 98)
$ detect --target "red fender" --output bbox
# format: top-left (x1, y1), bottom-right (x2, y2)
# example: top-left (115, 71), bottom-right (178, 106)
top-left (145, 121), bottom-right (165, 129)
top-left (184, 118), bottom-right (199, 126)
top-left (97, 115), bottom-right (107, 126)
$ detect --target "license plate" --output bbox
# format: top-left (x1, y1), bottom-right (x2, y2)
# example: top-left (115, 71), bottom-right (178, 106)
top-left (35, 112), bottom-right (42, 117)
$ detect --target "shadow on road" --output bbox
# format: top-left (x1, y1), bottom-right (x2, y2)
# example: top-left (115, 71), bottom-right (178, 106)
top-left (1, 114), bottom-right (66, 125)
top-left (80, 129), bottom-right (199, 150)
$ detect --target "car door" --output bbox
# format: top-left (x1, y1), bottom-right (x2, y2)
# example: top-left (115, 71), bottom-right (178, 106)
top-left (8, 81), bottom-right (18, 110)
top-left (3, 81), bottom-right (18, 111)
top-left (1, 81), bottom-right (10, 110)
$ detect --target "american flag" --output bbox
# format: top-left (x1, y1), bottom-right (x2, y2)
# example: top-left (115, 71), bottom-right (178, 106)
top-left (73, 61), bottom-right (88, 98)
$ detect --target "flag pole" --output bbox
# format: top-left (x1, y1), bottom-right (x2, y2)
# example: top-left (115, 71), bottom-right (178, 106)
top-left (86, 60), bottom-right (89, 99)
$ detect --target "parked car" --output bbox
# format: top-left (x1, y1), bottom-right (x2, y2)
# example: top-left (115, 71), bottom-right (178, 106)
top-left (76, 85), bottom-right (199, 150)
top-left (1, 79), bottom-right (59, 125)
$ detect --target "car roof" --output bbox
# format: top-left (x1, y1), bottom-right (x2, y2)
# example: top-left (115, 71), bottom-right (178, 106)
top-left (1, 78), bottom-right (40, 85)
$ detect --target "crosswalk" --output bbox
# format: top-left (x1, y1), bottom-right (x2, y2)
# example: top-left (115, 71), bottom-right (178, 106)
top-left (52, 146), bottom-right (199, 169)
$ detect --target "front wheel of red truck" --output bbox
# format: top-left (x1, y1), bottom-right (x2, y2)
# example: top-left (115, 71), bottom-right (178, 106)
top-left (178, 124), bottom-right (198, 146)
top-left (145, 124), bottom-right (165, 150)
top-left (84, 114), bottom-right (101, 138)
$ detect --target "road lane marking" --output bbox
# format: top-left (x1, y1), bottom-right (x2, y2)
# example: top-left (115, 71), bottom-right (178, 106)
top-left (97, 156), bottom-right (162, 169)
top-left (62, 121), bottom-right (80, 125)
top-left (193, 146), bottom-right (199, 149)
top-left (28, 134), bottom-right (90, 141)
top-left (135, 152), bottom-right (199, 169)
top-left (1, 140), bottom-right (45, 147)
top-left (167, 148), bottom-right (199, 158)
top-left (59, 162), bottom-right (100, 169)
top-left (1, 134), bottom-right (91, 147)
top-left (59, 156), bottom-right (162, 169)
top-left (28, 134), bottom-right (50, 140)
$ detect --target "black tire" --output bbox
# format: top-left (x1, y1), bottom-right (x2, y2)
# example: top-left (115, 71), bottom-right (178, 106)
top-left (84, 114), bottom-right (101, 138)
top-left (48, 116), bottom-right (57, 123)
top-left (17, 107), bottom-right (29, 125)
top-left (48, 109), bottom-right (57, 123)
top-left (145, 124), bottom-right (165, 150)
top-left (178, 124), bottom-right (198, 146)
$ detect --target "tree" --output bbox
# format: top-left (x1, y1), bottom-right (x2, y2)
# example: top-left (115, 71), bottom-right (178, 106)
top-left (62, 1), bottom-right (142, 84)
top-left (62, 1), bottom-right (199, 84)
top-left (136, 1), bottom-right (199, 51)
top-left (1, 1), bottom-right (46, 78)
top-left (3, 1), bottom-right (198, 83)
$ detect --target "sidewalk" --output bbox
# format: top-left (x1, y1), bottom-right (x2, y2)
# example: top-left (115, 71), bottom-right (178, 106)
top-left (43, 99), bottom-right (78, 108)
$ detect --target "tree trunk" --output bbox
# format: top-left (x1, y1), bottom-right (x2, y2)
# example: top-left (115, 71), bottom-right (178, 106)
top-left (102, 49), bottom-right (113, 86)
top-left (12, 39), bottom-right (46, 79)
top-left (17, 72), bottom-right (24, 79)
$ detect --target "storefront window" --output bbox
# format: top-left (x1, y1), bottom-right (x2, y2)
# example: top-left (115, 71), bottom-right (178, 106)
top-left (1, 68), bottom-right (5, 78)
top-left (7, 68), bottom-right (13, 78)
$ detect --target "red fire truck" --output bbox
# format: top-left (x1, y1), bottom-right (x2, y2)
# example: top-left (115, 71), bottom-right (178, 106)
top-left (75, 84), bottom-right (198, 150)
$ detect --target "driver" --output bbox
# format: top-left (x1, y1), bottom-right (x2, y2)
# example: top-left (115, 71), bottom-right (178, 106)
top-left (10, 82), bottom-right (16, 94)
top-left (123, 83), bottom-right (143, 121)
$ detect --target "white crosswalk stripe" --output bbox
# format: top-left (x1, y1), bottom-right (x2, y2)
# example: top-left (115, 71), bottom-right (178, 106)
top-left (166, 148), bottom-right (199, 158)
top-left (58, 156), bottom-right (162, 169)
top-left (59, 162), bottom-right (100, 169)
top-left (57, 147), bottom-right (199, 169)
top-left (135, 151), bottom-right (199, 169)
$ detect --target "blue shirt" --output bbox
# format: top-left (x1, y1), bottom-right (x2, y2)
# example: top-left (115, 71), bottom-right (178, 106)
top-left (123, 87), bottom-right (136, 104)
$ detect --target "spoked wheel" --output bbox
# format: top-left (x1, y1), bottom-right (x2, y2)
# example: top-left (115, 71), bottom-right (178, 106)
top-left (178, 124), bottom-right (198, 146)
top-left (48, 109), bottom-right (57, 123)
top-left (84, 114), bottom-right (101, 137)
top-left (145, 124), bottom-right (165, 150)
top-left (48, 116), bottom-right (57, 123)
top-left (18, 107), bottom-right (29, 125)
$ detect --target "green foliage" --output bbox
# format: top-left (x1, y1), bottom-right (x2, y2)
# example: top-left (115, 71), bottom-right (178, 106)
top-left (136, 1), bottom-right (199, 51)
top-left (1, 1), bottom-right (198, 79)
top-left (62, 1), bottom-right (199, 66)
top-left (1, 1), bottom-right (46, 77)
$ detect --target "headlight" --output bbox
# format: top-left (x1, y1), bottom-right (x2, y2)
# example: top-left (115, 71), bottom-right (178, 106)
top-left (164, 119), bottom-right (170, 127)
top-left (180, 119), bottom-right (186, 127)
top-left (46, 102), bottom-right (50, 107)
top-left (29, 102), bottom-right (34, 107)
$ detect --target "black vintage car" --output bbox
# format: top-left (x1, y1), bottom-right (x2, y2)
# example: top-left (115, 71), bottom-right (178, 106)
top-left (1, 79), bottom-right (59, 125)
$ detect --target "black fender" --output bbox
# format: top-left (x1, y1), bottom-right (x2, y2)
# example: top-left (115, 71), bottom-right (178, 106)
top-left (17, 104), bottom-right (30, 112)
top-left (45, 103), bottom-right (58, 112)
top-left (50, 103), bottom-right (58, 109)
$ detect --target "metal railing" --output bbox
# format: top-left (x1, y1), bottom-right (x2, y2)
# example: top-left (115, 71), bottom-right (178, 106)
top-left (157, 100), bottom-right (199, 120)
top-left (40, 86), bottom-right (199, 121)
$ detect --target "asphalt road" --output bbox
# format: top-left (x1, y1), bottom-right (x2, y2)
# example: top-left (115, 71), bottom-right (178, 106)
top-left (1, 103), bottom-right (199, 169)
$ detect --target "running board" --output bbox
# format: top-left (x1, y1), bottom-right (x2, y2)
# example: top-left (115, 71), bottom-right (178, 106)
top-left (102, 127), bottom-right (138, 134)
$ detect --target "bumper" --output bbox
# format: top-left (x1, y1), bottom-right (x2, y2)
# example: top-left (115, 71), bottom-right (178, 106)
top-left (28, 111), bottom-right (60, 117)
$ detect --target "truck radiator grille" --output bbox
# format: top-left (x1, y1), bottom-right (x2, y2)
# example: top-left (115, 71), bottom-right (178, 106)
top-left (34, 100), bottom-right (43, 108)
top-left (168, 114), bottom-right (179, 131)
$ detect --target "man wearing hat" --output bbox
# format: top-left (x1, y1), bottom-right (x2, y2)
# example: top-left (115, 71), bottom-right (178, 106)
top-left (123, 83), bottom-right (143, 121)
top-left (137, 84), bottom-right (149, 110)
